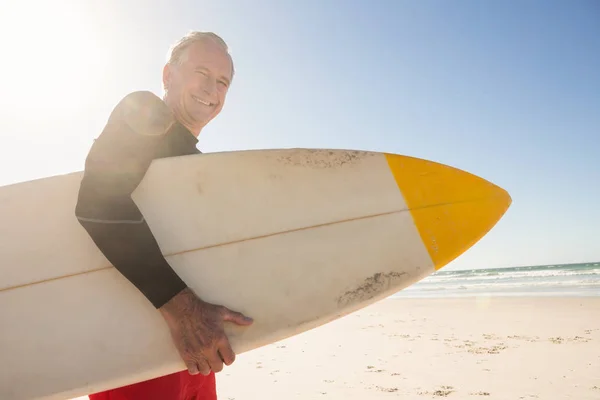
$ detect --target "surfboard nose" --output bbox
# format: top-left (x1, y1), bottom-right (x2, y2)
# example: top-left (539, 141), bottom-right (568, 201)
top-left (385, 154), bottom-right (511, 270)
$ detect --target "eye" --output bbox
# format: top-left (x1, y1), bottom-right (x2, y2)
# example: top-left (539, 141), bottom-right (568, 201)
top-left (218, 80), bottom-right (228, 87)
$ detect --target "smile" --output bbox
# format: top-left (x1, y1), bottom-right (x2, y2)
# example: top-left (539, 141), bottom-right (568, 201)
top-left (192, 95), bottom-right (215, 107)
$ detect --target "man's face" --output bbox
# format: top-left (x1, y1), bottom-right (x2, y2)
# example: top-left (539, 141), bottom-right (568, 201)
top-left (163, 39), bottom-right (233, 135)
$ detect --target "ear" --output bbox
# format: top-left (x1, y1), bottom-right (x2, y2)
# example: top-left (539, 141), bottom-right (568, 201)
top-left (162, 64), bottom-right (171, 91)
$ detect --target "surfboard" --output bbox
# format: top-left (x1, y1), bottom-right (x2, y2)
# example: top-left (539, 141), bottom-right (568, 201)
top-left (0, 148), bottom-right (511, 400)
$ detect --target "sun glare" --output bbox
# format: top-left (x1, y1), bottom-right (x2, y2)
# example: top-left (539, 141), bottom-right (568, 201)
top-left (1, 1), bottom-right (112, 117)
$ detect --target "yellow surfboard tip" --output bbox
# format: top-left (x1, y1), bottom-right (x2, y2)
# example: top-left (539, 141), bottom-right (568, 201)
top-left (385, 153), bottom-right (511, 270)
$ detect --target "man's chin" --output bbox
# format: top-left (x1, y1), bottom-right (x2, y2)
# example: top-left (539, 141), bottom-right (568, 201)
top-left (193, 113), bottom-right (215, 125)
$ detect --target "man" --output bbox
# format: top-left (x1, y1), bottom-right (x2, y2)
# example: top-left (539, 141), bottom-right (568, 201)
top-left (75, 31), bottom-right (253, 400)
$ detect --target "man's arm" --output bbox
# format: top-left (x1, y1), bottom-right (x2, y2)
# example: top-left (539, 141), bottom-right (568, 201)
top-left (75, 91), bottom-right (253, 375)
top-left (75, 91), bottom-right (187, 308)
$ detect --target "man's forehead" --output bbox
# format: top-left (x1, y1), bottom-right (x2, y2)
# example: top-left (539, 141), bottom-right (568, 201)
top-left (185, 41), bottom-right (232, 73)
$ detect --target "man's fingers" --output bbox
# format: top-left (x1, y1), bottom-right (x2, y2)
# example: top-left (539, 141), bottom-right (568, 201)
top-left (221, 307), bottom-right (253, 326)
top-left (185, 359), bottom-right (199, 375)
top-left (167, 301), bottom-right (250, 377)
top-left (218, 340), bottom-right (236, 366)
top-left (196, 357), bottom-right (211, 376)
top-left (207, 352), bottom-right (224, 373)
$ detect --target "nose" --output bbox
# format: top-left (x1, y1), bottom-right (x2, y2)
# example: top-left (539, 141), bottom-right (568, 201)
top-left (202, 77), bottom-right (216, 95)
top-left (385, 153), bottom-right (512, 270)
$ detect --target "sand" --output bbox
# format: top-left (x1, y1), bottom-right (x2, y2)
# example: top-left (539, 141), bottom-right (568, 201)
top-left (214, 297), bottom-right (600, 400)
top-left (69, 297), bottom-right (599, 400)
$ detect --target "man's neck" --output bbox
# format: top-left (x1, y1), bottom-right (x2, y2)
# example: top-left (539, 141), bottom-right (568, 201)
top-left (182, 122), bottom-right (202, 138)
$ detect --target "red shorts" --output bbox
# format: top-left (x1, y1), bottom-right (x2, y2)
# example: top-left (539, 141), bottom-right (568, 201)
top-left (88, 370), bottom-right (216, 400)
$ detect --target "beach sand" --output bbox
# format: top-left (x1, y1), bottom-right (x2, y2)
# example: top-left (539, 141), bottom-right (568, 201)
top-left (69, 297), bottom-right (599, 400)
top-left (214, 297), bottom-right (600, 400)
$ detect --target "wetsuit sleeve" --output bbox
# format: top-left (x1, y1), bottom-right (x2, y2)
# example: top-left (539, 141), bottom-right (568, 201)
top-left (75, 91), bottom-right (187, 308)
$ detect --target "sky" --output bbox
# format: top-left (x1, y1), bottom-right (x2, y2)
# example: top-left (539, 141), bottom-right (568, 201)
top-left (0, 0), bottom-right (598, 270)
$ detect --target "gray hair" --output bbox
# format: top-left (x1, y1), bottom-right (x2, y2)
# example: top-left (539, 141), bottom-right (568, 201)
top-left (166, 31), bottom-right (235, 80)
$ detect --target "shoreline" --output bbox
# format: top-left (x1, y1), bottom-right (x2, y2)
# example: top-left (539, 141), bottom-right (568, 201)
top-left (392, 292), bottom-right (600, 299)
top-left (392, 262), bottom-right (600, 301)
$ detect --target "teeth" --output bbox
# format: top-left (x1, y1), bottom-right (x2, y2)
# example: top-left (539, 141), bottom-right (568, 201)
top-left (192, 96), bottom-right (212, 106)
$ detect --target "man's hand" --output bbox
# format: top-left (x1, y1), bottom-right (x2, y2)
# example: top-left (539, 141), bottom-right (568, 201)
top-left (159, 287), bottom-right (253, 375)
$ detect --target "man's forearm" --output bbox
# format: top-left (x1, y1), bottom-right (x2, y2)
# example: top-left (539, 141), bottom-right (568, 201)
top-left (77, 216), bottom-right (187, 308)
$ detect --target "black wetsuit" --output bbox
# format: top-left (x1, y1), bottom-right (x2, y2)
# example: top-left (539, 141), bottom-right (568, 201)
top-left (75, 91), bottom-right (199, 308)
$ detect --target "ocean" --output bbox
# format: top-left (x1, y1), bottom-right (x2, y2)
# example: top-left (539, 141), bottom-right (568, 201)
top-left (392, 262), bottom-right (600, 298)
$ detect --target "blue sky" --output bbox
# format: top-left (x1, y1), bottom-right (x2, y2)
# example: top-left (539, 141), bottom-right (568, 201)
top-left (0, 0), bottom-right (598, 270)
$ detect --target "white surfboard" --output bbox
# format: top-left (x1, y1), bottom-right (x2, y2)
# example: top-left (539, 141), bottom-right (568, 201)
top-left (0, 149), bottom-right (511, 400)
